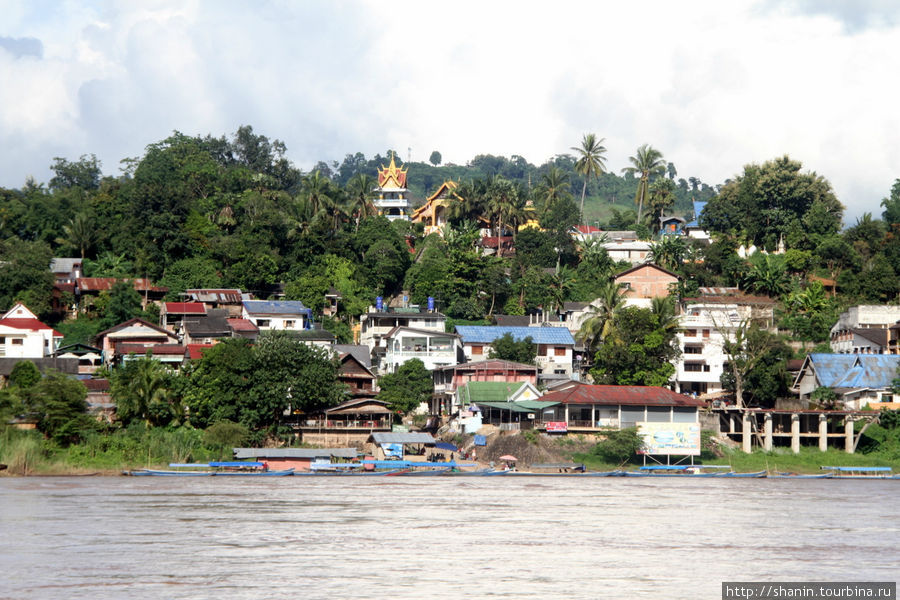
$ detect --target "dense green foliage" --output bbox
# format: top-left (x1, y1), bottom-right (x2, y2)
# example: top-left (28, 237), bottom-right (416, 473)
top-left (590, 427), bottom-right (645, 464)
top-left (377, 358), bottom-right (433, 414)
top-left (488, 333), bottom-right (537, 364)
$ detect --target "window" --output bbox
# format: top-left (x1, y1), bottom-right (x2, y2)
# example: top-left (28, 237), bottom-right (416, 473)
top-left (684, 362), bottom-right (705, 372)
top-left (256, 319), bottom-right (270, 327)
top-left (685, 329), bottom-right (697, 337)
top-left (471, 345), bottom-right (483, 355)
top-left (684, 345), bottom-right (702, 354)
top-left (284, 320), bottom-right (295, 329)
top-left (11, 338), bottom-right (23, 346)
top-left (554, 347), bottom-right (566, 357)
top-left (702, 329), bottom-right (710, 339)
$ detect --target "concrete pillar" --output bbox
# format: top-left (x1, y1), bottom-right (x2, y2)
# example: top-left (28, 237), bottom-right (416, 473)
top-left (742, 411), bottom-right (752, 453)
top-left (845, 417), bottom-right (854, 454)
top-left (818, 414), bottom-right (828, 452)
top-left (764, 413), bottom-right (773, 452)
top-left (791, 414), bottom-right (800, 454)
top-left (730, 414), bottom-right (736, 434)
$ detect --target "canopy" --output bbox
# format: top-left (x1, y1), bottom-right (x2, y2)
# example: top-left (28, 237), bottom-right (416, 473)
top-left (434, 442), bottom-right (458, 451)
top-left (499, 455), bottom-right (517, 461)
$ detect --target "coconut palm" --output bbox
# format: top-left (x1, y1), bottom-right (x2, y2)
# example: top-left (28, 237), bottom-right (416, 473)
top-left (546, 266), bottom-right (575, 313)
top-left (571, 133), bottom-right (607, 224)
top-left (485, 176), bottom-right (518, 257)
top-left (650, 295), bottom-right (680, 337)
top-left (536, 166), bottom-right (573, 211)
top-left (346, 173), bottom-right (377, 231)
top-left (743, 253), bottom-right (790, 297)
top-left (646, 178), bottom-right (676, 229)
top-left (622, 144), bottom-right (666, 223)
top-left (577, 279), bottom-right (625, 353)
top-left (300, 170), bottom-right (332, 218)
top-left (58, 212), bottom-right (96, 259)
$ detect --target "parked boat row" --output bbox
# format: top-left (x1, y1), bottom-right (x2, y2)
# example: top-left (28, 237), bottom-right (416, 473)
top-left (123, 462), bottom-right (899, 478)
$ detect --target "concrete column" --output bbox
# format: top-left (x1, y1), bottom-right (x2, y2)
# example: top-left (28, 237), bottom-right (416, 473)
top-left (818, 414), bottom-right (828, 452)
top-left (764, 413), bottom-right (773, 452)
top-left (742, 412), bottom-right (752, 453)
top-left (791, 414), bottom-right (800, 454)
top-left (845, 417), bottom-right (854, 454)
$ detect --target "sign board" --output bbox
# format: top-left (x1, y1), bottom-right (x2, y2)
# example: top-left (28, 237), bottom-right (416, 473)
top-left (636, 422), bottom-right (701, 456)
top-left (381, 443), bottom-right (403, 459)
top-left (392, 425), bottom-right (409, 433)
top-left (545, 421), bottom-right (568, 433)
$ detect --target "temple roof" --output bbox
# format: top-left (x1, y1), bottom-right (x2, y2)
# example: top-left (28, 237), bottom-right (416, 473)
top-left (377, 152), bottom-right (408, 189)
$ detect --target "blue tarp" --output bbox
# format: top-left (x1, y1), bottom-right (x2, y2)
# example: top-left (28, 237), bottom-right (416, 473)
top-left (434, 442), bottom-right (458, 451)
top-left (474, 435), bottom-right (487, 446)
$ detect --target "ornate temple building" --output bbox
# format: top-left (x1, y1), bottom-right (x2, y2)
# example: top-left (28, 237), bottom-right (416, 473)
top-left (410, 181), bottom-right (459, 236)
top-left (374, 153), bottom-right (411, 221)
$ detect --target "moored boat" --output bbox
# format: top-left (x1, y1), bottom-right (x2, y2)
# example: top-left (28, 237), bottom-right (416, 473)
top-left (821, 466), bottom-right (895, 479)
top-left (125, 461), bottom-right (295, 476)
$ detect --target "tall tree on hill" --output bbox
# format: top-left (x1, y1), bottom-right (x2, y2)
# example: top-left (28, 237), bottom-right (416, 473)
top-left (346, 173), bottom-right (377, 232)
top-left (622, 144), bottom-right (666, 224)
top-left (571, 134), bottom-right (607, 224)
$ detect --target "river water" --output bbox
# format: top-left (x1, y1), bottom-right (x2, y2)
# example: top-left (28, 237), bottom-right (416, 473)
top-left (1, 476), bottom-right (897, 599)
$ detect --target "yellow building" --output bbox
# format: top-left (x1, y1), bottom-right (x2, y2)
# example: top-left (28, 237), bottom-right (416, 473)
top-left (410, 181), bottom-right (459, 236)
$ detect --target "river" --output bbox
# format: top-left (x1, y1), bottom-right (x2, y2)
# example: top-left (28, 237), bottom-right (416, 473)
top-left (0, 476), bottom-right (897, 599)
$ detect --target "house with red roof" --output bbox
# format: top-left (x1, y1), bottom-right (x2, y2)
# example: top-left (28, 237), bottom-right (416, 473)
top-left (94, 318), bottom-right (179, 365)
top-left (0, 303), bottom-right (63, 358)
top-left (538, 382), bottom-right (704, 433)
top-left (160, 302), bottom-right (206, 333)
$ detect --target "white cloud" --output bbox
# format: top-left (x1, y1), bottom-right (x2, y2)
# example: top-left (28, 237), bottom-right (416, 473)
top-left (0, 0), bottom-right (898, 222)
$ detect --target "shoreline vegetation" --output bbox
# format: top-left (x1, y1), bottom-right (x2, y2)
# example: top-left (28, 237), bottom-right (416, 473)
top-left (4, 427), bottom-right (900, 477)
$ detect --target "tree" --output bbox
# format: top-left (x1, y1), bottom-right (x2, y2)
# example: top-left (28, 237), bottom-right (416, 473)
top-left (577, 280), bottom-right (625, 353)
top-left (646, 178), bottom-right (676, 228)
top-left (49, 154), bottom-right (102, 191)
top-left (9, 361), bottom-right (41, 389)
top-left (488, 333), bottom-right (536, 364)
top-left (715, 320), bottom-right (780, 409)
top-left (590, 305), bottom-right (680, 386)
top-left (97, 281), bottom-right (145, 329)
top-left (58, 212), bottom-right (97, 259)
top-left (649, 235), bottom-right (687, 272)
top-left (881, 178), bottom-right (900, 225)
top-left (28, 371), bottom-right (93, 446)
top-left (743, 253), bottom-right (790, 297)
top-left (571, 133), bottom-right (607, 223)
top-left (622, 144), bottom-right (666, 224)
top-left (346, 173), bottom-right (377, 232)
top-left (183, 338), bottom-right (256, 427)
top-left (0, 240), bottom-right (55, 320)
top-left (429, 151), bottom-right (442, 166)
top-left (110, 355), bottom-right (177, 427)
top-left (701, 155), bottom-right (843, 250)
top-left (378, 358), bottom-right (433, 414)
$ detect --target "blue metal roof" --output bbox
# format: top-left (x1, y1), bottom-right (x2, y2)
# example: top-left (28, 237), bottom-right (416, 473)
top-left (685, 200), bottom-right (708, 228)
top-left (809, 353), bottom-right (900, 388)
top-left (242, 300), bottom-right (312, 315)
top-left (454, 326), bottom-right (575, 345)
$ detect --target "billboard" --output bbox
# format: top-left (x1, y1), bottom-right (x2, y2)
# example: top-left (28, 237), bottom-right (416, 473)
top-left (545, 421), bottom-right (568, 433)
top-left (636, 422), bottom-right (701, 456)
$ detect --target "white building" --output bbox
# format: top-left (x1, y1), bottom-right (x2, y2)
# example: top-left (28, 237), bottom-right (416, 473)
top-left (359, 306), bottom-right (447, 350)
top-left (830, 305), bottom-right (900, 354)
top-left (373, 153), bottom-right (411, 221)
top-left (241, 300), bottom-right (312, 332)
top-left (673, 303), bottom-right (749, 396)
top-left (0, 303), bottom-right (62, 358)
top-left (602, 240), bottom-right (652, 265)
top-left (379, 326), bottom-right (463, 374)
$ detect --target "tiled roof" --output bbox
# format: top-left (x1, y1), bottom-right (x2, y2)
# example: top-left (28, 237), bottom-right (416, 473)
top-left (186, 344), bottom-right (215, 360)
top-left (541, 383), bottom-right (705, 407)
top-left (119, 343), bottom-right (185, 356)
top-left (0, 318), bottom-right (63, 337)
top-left (227, 318), bottom-right (259, 332)
top-left (164, 302), bottom-right (206, 314)
top-left (455, 326), bottom-right (575, 345)
top-left (242, 300), bottom-right (312, 315)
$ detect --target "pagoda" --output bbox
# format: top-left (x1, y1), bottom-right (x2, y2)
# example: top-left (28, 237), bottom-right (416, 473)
top-left (374, 152), bottom-right (410, 221)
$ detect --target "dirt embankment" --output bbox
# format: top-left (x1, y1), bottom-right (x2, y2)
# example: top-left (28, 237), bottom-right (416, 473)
top-left (451, 430), bottom-right (598, 466)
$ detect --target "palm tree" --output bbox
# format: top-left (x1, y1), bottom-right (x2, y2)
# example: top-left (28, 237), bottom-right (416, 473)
top-left (300, 170), bottom-right (331, 218)
top-left (485, 176), bottom-right (518, 258)
top-left (346, 173), bottom-right (377, 232)
top-left (536, 166), bottom-right (572, 211)
top-left (744, 253), bottom-right (790, 297)
top-left (58, 212), bottom-right (96, 259)
top-left (546, 266), bottom-right (575, 313)
top-left (571, 133), bottom-right (607, 224)
top-left (650, 295), bottom-right (679, 337)
top-left (577, 279), bottom-right (625, 353)
top-left (622, 144), bottom-right (666, 223)
top-left (576, 235), bottom-right (612, 273)
top-left (646, 178), bottom-right (676, 229)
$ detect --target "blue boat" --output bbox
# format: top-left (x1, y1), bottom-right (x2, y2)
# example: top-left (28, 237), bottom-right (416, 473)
top-left (770, 472), bottom-right (833, 479)
top-left (125, 461), bottom-right (295, 476)
top-left (623, 465), bottom-right (758, 477)
top-left (821, 466), bottom-right (895, 479)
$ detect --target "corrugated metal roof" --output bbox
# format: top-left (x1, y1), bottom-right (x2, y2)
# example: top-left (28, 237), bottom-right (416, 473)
top-left (541, 383), bottom-right (705, 407)
top-left (455, 326), bottom-right (575, 345)
top-left (809, 353), bottom-right (900, 389)
top-left (164, 302), bottom-right (206, 314)
top-left (457, 381), bottom-right (535, 403)
top-left (371, 432), bottom-right (435, 444)
top-left (233, 447), bottom-right (359, 459)
top-left (242, 300), bottom-right (312, 315)
top-left (476, 400), bottom-right (559, 413)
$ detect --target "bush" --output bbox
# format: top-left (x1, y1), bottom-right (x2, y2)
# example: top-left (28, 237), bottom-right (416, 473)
top-left (590, 427), bottom-right (644, 464)
top-left (203, 420), bottom-right (249, 450)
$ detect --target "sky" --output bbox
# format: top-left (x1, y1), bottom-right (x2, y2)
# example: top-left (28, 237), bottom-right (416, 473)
top-left (1, 0), bottom-right (899, 224)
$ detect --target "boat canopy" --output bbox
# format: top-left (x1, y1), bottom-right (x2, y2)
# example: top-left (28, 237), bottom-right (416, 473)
top-left (821, 466), bottom-right (892, 472)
